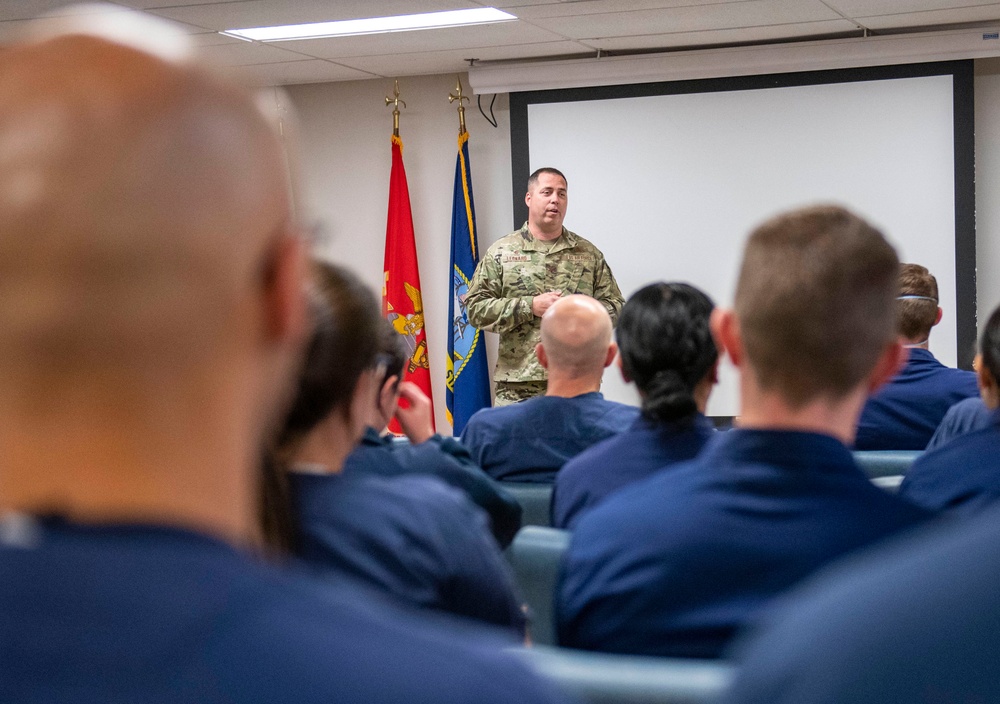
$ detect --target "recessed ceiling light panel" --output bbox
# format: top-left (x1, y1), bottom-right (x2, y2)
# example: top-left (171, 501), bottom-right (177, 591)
top-left (222, 8), bottom-right (517, 42)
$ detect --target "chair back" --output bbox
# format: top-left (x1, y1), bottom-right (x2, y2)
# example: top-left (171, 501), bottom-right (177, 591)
top-left (507, 525), bottom-right (570, 645)
top-left (513, 645), bottom-right (734, 704)
top-left (500, 482), bottom-right (554, 527)
top-left (853, 450), bottom-right (921, 478)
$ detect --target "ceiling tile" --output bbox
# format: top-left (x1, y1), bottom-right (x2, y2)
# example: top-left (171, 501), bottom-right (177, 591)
top-left (196, 39), bottom-right (318, 66)
top-left (858, 5), bottom-right (1000, 30)
top-left (521, 0), bottom-right (842, 39)
top-left (507, 0), bottom-right (762, 20)
top-left (586, 19), bottom-right (860, 50)
top-left (146, 0), bottom-right (473, 31)
top-left (226, 59), bottom-right (378, 86)
top-left (825, 0), bottom-right (1000, 18)
top-left (275, 20), bottom-right (566, 59)
top-left (336, 39), bottom-right (589, 76)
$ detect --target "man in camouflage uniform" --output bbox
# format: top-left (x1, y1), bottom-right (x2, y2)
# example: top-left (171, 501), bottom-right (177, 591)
top-left (465, 167), bottom-right (624, 406)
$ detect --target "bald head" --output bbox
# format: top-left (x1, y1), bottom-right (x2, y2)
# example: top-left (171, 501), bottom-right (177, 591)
top-left (0, 33), bottom-right (294, 375)
top-left (538, 295), bottom-right (614, 378)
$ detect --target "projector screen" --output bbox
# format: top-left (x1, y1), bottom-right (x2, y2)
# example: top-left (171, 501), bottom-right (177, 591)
top-left (510, 62), bottom-right (974, 418)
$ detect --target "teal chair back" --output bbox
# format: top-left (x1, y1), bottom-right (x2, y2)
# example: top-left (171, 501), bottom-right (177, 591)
top-left (852, 450), bottom-right (921, 478)
top-left (500, 482), bottom-right (554, 527)
top-left (507, 525), bottom-right (570, 645)
top-left (513, 645), bottom-right (734, 704)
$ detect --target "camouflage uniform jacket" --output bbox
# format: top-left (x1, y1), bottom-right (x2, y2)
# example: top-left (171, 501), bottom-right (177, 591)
top-left (465, 223), bottom-right (624, 383)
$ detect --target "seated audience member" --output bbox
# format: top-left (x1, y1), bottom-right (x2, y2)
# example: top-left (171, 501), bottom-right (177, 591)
top-left (557, 205), bottom-right (932, 659)
top-left (855, 263), bottom-right (978, 450)
top-left (342, 324), bottom-right (522, 547)
top-left (720, 505), bottom-right (1000, 704)
top-left (898, 305), bottom-right (1000, 516)
top-left (262, 263), bottom-right (525, 633)
top-left (461, 295), bottom-right (638, 483)
top-left (0, 28), bottom-right (565, 704)
top-left (925, 396), bottom-right (993, 451)
top-left (552, 282), bottom-right (718, 529)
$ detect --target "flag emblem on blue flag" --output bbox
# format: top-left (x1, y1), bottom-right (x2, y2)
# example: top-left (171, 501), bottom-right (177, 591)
top-left (446, 131), bottom-right (491, 433)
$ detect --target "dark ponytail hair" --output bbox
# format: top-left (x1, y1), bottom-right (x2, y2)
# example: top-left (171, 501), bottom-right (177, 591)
top-left (981, 304), bottom-right (1000, 386)
top-left (259, 261), bottom-right (383, 555)
top-left (616, 282), bottom-right (717, 424)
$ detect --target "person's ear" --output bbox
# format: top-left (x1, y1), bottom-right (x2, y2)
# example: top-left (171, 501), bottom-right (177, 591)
top-left (710, 308), bottom-right (742, 368)
top-left (524, 190), bottom-right (532, 209)
top-left (261, 231), bottom-right (308, 345)
top-left (867, 339), bottom-right (908, 393)
top-left (535, 343), bottom-right (549, 369)
top-left (933, 306), bottom-right (943, 327)
top-left (603, 341), bottom-right (618, 369)
top-left (616, 352), bottom-right (631, 383)
top-left (978, 361), bottom-right (1000, 409)
top-left (378, 374), bottom-right (400, 421)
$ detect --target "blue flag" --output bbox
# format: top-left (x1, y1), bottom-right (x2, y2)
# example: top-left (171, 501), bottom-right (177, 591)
top-left (447, 131), bottom-right (491, 433)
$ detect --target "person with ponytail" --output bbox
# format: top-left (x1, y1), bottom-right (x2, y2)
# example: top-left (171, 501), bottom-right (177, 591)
top-left (261, 261), bottom-right (525, 635)
top-left (552, 282), bottom-right (718, 529)
top-left (898, 303), bottom-right (1000, 517)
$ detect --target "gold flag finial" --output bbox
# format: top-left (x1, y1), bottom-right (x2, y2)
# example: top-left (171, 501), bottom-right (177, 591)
top-left (385, 80), bottom-right (406, 137)
top-left (448, 75), bottom-right (470, 136)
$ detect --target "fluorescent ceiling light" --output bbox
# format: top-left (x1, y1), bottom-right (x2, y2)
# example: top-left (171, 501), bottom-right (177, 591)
top-left (222, 8), bottom-right (517, 42)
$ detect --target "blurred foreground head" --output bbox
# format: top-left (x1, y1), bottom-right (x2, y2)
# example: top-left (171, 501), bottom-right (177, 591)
top-left (0, 16), bottom-right (307, 540)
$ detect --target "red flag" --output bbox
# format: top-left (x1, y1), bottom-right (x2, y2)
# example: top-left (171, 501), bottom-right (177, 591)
top-left (383, 135), bottom-right (434, 433)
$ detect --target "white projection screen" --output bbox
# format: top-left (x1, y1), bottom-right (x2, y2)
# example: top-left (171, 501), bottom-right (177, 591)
top-left (509, 62), bottom-right (975, 418)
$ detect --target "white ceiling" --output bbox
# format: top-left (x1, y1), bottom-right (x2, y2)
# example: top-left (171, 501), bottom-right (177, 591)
top-left (2, 0), bottom-right (999, 86)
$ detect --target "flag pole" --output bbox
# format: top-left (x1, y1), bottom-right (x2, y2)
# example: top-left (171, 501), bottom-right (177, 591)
top-left (384, 79), bottom-right (405, 137)
top-left (448, 76), bottom-right (469, 137)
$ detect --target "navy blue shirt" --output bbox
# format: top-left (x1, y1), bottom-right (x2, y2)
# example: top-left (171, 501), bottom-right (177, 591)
top-left (343, 427), bottom-right (522, 547)
top-left (557, 429), bottom-right (931, 658)
top-left (898, 408), bottom-right (1000, 517)
top-left (551, 414), bottom-right (715, 530)
top-left (855, 348), bottom-right (978, 450)
top-left (290, 470), bottom-right (525, 632)
top-left (0, 515), bottom-right (568, 704)
top-left (925, 396), bottom-right (993, 451)
top-left (460, 392), bottom-right (639, 482)
top-left (721, 506), bottom-right (1000, 704)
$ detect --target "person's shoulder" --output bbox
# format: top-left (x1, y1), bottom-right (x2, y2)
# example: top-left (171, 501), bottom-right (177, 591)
top-left (573, 455), bottom-right (705, 536)
top-left (485, 230), bottom-right (530, 254)
top-left (911, 420), bottom-right (1000, 475)
top-left (722, 509), bottom-right (1000, 704)
top-left (562, 228), bottom-right (605, 255)
top-left (943, 396), bottom-right (991, 419)
top-left (598, 397), bottom-right (641, 415)
top-left (242, 566), bottom-right (564, 704)
top-left (560, 428), bottom-right (635, 477)
top-left (468, 398), bottom-right (540, 427)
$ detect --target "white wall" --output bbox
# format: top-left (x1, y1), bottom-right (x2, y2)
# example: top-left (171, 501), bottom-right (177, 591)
top-left (283, 61), bottom-right (1000, 433)
top-left (976, 58), bottom-right (1000, 320)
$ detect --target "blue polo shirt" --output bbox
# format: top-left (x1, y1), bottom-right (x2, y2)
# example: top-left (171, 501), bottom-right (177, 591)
top-left (343, 427), bottom-right (522, 547)
top-left (0, 514), bottom-right (569, 704)
top-left (898, 408), bottom-right (1000, 517)
top-left (925, 397), bottom-right (993, 451)
top-left (460, 392), bottom-right (639, 482)
top-left (551, 414), bottom-right (715, 529)
top-left (557, 429), bottom-right (931, 658)
top-left (289, 470), bottom-right (525, 632)
top-left (721, 506), bottom-right (1000, 704)
top-left (855, 348), bottom-right (979, 450)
